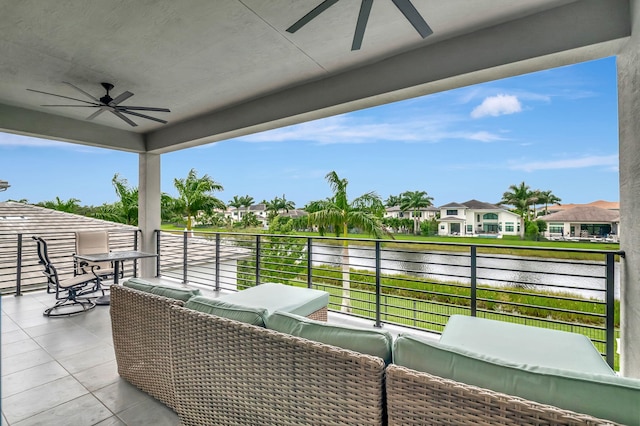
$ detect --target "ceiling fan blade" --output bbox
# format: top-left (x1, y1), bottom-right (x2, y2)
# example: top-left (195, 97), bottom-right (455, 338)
top-left (117, 106), bottom-right (170, 112)
top-left (87, 108), bottom-right (107, 120)
top-left (63, 82), bottom-right (100, 102)
top-left (286, 0), bottom-right (338, 33)
top-left (110, 91), bottom-right (134, 106)
top-left (40, 104), bottom-right (100, 107)
top-left (352, 0), bottom-right (373, 50)
top-left (391, 0), bottom-right (433, 38)
top-left (27, 89), bottom-right (99, 105)
top-left (120, 110), bottom-right (168, 124)
top-left (110, 109), bottom-right (138, 127)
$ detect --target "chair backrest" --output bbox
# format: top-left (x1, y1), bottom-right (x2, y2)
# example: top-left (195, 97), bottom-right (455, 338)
top-left (75, 230), bottom-right (111, 273)
top-left (32, 236), bottom-right (60, 289)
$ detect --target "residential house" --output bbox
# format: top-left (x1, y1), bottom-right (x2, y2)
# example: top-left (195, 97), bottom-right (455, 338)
top-left (540, 206), bottom-right (620, 241)
top-left (226, 203), bottom-right (269, 225)
top-left (538, 200), bottom-right (619, 216)
top-left (437, 200), bottom-right (523, 237)
top-left (384, 206), bottom-right (439, 221)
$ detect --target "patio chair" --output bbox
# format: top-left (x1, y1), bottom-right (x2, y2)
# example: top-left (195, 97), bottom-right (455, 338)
top-left (74, 230), bottom-right (123, 286)
top-left (33, 236), bottom-right (98, 317)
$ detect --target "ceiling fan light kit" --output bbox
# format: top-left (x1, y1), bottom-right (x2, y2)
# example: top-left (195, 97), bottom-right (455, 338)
top-left (26, 82), bottom-right (170, 127)
top-left (287, 0), bottom-right (432, 51)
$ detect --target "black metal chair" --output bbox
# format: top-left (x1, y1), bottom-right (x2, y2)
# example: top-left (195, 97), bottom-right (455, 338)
top-left (33, 236), bottom-right (99, 317)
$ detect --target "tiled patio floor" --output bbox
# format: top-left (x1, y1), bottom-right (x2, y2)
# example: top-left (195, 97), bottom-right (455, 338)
top-left (2, 285), bottom-right (438, 425)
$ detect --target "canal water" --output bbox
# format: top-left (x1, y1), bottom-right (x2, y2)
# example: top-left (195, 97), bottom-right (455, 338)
top-left (311, 243), bottom-right (620, 301)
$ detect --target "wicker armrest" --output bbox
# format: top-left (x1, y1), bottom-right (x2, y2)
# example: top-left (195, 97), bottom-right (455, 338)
top-left (110, 285), bottom-right (185, 410)
top-left (385, 364), bottom-right (619, 426)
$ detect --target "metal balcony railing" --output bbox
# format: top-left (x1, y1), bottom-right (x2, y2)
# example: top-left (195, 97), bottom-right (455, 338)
top-left (1, 229), bottom-right (623, 369)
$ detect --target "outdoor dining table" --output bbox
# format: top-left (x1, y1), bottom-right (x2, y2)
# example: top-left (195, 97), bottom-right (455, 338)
top-left (73, 250), bottom-right (158, 305)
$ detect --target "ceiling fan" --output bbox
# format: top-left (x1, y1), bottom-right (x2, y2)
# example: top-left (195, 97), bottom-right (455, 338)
top-left (26, 82), bottom-right (170, 127)
top-left (286, 0), bottom-right (433, 51)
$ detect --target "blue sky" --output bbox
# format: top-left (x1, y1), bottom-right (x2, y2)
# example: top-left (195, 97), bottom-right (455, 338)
top-left (0, 56), bottom-right (619, 208)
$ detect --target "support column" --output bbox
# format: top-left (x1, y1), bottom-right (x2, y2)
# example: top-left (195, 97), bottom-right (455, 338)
top-left (618, 0), bottom-right (640, 378)
top-left (138, 152), bottom-right (161, 278)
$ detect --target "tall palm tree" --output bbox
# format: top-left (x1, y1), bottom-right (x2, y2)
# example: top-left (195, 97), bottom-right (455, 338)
top-left (537, 190), bottom-right (562, 216)
top-left (238, 195), bottom-right (255, 219)
top-left (499, 181), bottom-right (537, 221)
top-left (385, 194), bottom-right (402, 207)
top-left (173, 169), bottom-right (225, 231)
top-left (307, 171), bottom-right (389, 312)
top-left (399, 190), bottom-right (434, 235)
top-left (40, 196), bottom-right (81, 214)
top-left (228, 195), bottom-right (244, 222)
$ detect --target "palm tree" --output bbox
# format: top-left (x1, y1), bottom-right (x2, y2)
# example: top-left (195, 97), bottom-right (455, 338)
top-left (238, 195), bottom-right (255, 219)
top-left (499, 181), bottom-right (537, 221)
top-left (228, 195), bottom-right (244, 222)
top-left (173, 169), bottom-right (225, 231)
top-left (385, 194), bottom-right (402, 207)
top-left (307, 171), bottom-right (389, 312)
top-left (39, 196), bottom-right (81, 214)
top-left (537, 190), bottom-right (562, 216)
top-left (399, 190), bottom-right (434, 235)
top-left (93, 174), bottom-right (138, 225)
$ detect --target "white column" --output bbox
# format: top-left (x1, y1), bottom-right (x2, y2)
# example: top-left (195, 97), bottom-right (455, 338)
top-left (618, 0), bottom-right (640, 378)
top-left (138, 153), bottom-right (161, 278)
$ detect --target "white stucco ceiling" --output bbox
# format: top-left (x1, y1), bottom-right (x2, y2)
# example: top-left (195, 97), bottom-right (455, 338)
top-left (0, 0), bottom-right (631, 153)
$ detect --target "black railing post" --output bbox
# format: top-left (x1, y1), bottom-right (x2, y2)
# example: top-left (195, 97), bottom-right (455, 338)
top-left (15, 233), bottom-right (23, 296)
top-left (255, 235), bottom-right (261, 285)
top-left (215, 233), bottom-right (221, 291)
top-left (133, 230), bottom-right (139, 277)
top-left (307, 237), bottom-right (313, 289)
top-left (374, 240), bottom-right (382, 328)
top-left (605, 252), bottom-right (615, 369)
top-left (156, 230), bottom-right (161, 277)
top-left (182, 231), bottom-right (188, 284)
top-left (470, 245), bottom-right (477, 317)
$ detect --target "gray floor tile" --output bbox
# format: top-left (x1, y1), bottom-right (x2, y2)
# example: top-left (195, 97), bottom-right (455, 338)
top-left (1, 348), bottom-right (54, 376)
top-left (2, 413), bottom-right (8, 426)
top-left (57, 343), bottom-right (116, 374)
top-left (2, 360), bottom-right (69, 398)
top-left (92, 380), bottom-right (154, 415)
top-left (1, 328), bottom-right (30, 344)
top-left (33, 329), bottom-right (105, 359)
top-left (1, 317), bottom-right (20, 332)
top-left (1, 375), bottom-right (88, 424)
top-left (23, 318), bottom-right (85, 338)
top-left (117, 398), bottom-right (180, 426)
top-left (1, 338), bottom-right (41, 359)
top-left (12, 394), bottom-right (112, 426)
top-left (1, 296), bottom-right (49, 315)
top-left (94, 416), bottom-right (127, 426)
top-left (74, 359), bottom-right (121, 392)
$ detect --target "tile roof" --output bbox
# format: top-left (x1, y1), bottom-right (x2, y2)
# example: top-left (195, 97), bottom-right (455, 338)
top-left (541, 206), bottom-right (620, 223)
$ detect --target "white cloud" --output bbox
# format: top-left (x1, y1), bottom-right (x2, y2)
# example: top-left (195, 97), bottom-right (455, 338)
top-left (471, 94), bottom-right (523, 118)
top-left (509, 154), bottom-right (619, 172)
top-left (467, 131), bottom-right (507, 142)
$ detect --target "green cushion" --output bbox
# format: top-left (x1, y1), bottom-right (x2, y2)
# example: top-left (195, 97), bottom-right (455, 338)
top-left (266, 311), bottom-right (393, 364)
top-left (123, 278), bottom-right (201, 302)
top-left (123, 278), bottom-right (154, 292)
top-left (218, 283), bottom-right (329, 317)
top-left (439, 315), bottom-right (614, 375)
top-left (149, 286), bottom-right (201, 302)
top-left (393, 333), bottom-right (640, 425)
top-left (185, 296), bottom-right (267, 326)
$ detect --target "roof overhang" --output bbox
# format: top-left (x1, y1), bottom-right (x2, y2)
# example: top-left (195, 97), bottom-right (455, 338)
top-left (0, 0), bottom-right (631, 154)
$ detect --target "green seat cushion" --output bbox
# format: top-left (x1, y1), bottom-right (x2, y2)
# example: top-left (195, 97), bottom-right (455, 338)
top-left (266, 311), bottom-right (393, 364)
top-left (439, 315), bottom-right (614, 375)
top-left (123, 278), bottom-right (201, 302)
top-left (393, 333), bottom-right (640, 425)
top-left (185, 296), bottom-right (268, 326)
top-left (218, 283), bottom-right (329, 317)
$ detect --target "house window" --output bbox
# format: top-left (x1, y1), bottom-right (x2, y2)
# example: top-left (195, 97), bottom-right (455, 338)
top-left (549, 223), bottom-right (564, 234)
top-left (505, 222), bottom-right (514, 232)
top-left (517, 222), bottom-right (521, 232)
top-left (446, 209), bottom-right (458, 216)
top-left (477, 214), bottom-right (480, 221)
top-left (440, 225), bottom-right (445, 230)
top-left (483, 213), bottom-right (498, 220)
top-left (466, 225), bottom-right (473, 233)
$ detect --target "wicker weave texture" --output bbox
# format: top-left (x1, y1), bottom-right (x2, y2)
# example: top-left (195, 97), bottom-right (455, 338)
top-left (385, 365), bottom-right (619, 426)
top-left (110, 285), bottom-right (183, 410)
top-left (170, 306), bottom-right (386, 426)
top-left (306, 306), bottom-right (327, 321)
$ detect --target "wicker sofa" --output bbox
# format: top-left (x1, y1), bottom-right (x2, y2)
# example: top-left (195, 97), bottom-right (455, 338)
top-left (110, 282), bottom-right (635, 425)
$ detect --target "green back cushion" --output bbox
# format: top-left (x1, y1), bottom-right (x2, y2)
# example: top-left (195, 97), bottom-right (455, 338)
top-left (185, 296), bottom-right (267, 327)
top-left (393, 334), bottom-right (640, 425)
top-left (123, 278), bottom-right (201, 302)
top-left (266, 311), bottom-right (393, 364)
top-left (123, 278), bottom-right (154, 292)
